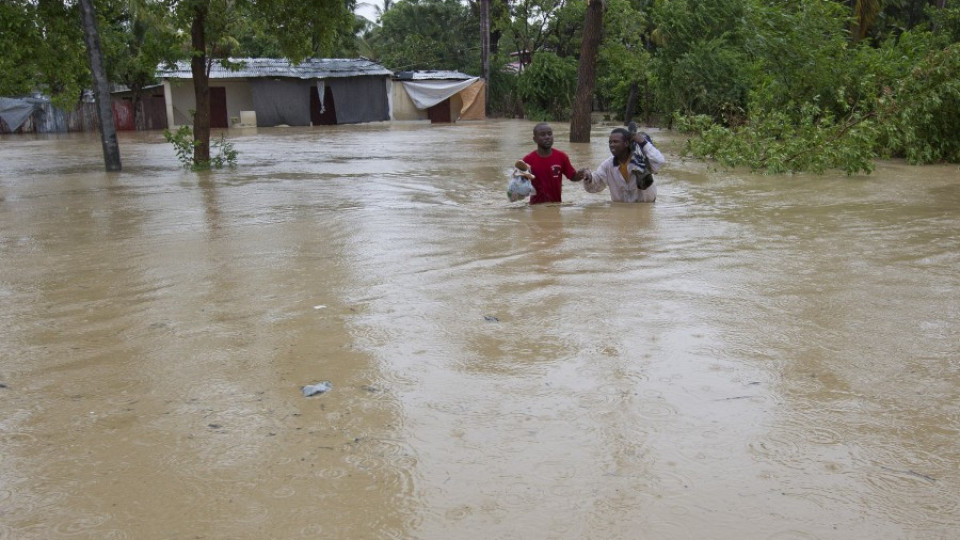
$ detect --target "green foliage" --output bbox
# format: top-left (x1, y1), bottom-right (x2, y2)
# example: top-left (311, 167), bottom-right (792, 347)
top-left (665, 1), bottom-right (960, 172)
top-left (744, 0), bottom-right (856, 120)
top-left (497, 0), bottom-right (570, 61)
top-left (0, 0), bottom-right (90, 108)
top-left (878, 41), bottom-right (960, 164)
top-left (930, 5), bottom-right (960, 43)
top-left (164, 125), bottom-right (237, 170)
top-left (595, 0), bottom-right (651, 119)
top-left (676, 103), bottom-right (879, 175)
top-left (368, 0), bottom-right (480, 71)
top-left (270, 0), bottom-right (357, 58)
top-left (542, 0), bottom-right (586, 58)
top-left (164, 125), bottom-right (197, 166)
top-left (648, 0), bottom-right (754, 121)
top-left (515, 52), bottom-right (577, 121)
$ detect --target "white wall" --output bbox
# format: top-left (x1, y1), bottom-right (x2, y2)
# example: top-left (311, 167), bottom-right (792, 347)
top-left (390, 82), bottom-right (429, 121)
top-left (163, 79), bottom-right (254, 128)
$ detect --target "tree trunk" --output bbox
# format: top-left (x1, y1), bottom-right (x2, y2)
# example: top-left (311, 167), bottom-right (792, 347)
top-left (190, 1), bottom-right (211, 164)
top-left (79, 0), bottom-right (121, 171)
top-left (932, 0), bottom-right (947, 32)
top-left (480, 0), bottom-right (490, 114)
top-left (569, 0), bottom-right (604, 143)
top-left (623, 80), bottom-right (639, 124)
top-left (131, 82), bottom-right (145, 131)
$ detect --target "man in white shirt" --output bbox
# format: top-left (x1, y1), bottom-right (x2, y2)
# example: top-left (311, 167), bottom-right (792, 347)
top-left (581, 127), bottom-right (666, 203)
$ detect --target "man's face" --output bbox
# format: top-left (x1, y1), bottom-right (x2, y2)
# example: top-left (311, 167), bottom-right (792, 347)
top-left (608, 132), bottom-right (630, 157)
top-left (533, 127), bottom-right (554, 150)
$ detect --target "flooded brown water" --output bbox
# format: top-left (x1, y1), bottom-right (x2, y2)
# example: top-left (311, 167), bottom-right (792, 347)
top-left (1, 119), bottom-right (958, 539)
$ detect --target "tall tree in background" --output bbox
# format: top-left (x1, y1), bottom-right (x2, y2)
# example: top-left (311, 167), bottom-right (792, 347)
top-left (368, 0), bottom-right (480, 71)
top-left (79, 0), bottom-right (122, 171)
top-left (569, 0), bottom-right (603, 142)
top-left (503, 0), bottom-right (569, 62)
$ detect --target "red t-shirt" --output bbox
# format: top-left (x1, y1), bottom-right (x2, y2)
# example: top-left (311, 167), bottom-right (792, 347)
top-left (522, 149), bottom-right (577, 204)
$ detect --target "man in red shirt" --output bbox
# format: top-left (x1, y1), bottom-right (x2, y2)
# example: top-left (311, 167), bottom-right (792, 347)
top-left (521, 123), bottom-right (586, 204)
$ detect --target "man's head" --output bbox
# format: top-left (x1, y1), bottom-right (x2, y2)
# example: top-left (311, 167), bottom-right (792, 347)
top-left (533, 123), bottom-right (554, 153)
top-left (608, 128), bottom-right (632, 159)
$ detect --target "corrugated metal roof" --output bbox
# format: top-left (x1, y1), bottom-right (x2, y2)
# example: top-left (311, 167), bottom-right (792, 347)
top-left (394, 70), bottom-right (476, 81)
top-left (158, 58), bottom-right (393, 79)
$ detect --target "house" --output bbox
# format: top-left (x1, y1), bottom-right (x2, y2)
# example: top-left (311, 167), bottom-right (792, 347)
top-left (157, 57), bottom-right (393, 128)
top-left (391, 70), bottom-right (486, 123)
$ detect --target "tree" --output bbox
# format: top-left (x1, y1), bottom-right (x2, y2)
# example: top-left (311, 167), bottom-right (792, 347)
top-left (79, 0), bottom-right (121, 170)
top-left (481, 0), bottom-right (490, 106)
top-left (495, 0), bottom-right (567, 68)
top-left (368, 0), bottom-right (480, 71)
top-left (569, 0), bottom-right (603, 142)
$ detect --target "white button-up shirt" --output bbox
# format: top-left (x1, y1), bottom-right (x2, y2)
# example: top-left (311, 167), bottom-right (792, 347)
top-left (583, 143), bottom-right (665, 203)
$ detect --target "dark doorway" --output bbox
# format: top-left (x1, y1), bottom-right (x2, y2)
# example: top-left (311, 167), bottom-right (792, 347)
top-left (310, 85), bottom-right (338, 125)
top-left (142, 94), bottom-right (168, 130)
top-left (210, 87), bottom-right (228, 128)
top-left (427, 99), bottom-right (452, 123)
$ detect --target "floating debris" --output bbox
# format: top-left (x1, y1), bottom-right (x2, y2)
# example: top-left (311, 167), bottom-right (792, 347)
top-left (302, 381), bottom-right (333, 397)
top-left (484, 315), bottom-right (499, 322)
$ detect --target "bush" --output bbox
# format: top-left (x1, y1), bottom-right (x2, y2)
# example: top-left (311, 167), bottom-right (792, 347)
top-left (676, 102), bottom-right (880, 175)
top-left (515, 52), bottom-right (577, 121)
top-left (885, 45), bottom-right (960, 163)
top-left (163, 125), bottom-right (238, 170)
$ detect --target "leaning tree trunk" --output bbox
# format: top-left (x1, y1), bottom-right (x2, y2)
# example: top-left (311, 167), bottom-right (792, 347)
top-left (79, 0), bottom-right (121, 171)
top-left (569, 0), bottom-right (604, 143)
top-left (190, 1), bottom-right (211, 165)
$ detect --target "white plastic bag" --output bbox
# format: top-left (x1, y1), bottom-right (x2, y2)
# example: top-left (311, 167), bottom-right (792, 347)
top-left (507, 161), bottom-right (536, 202)
top-left (507, 175), bottom-right (536, 201)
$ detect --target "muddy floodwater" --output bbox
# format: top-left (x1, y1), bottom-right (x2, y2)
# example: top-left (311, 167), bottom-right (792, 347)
top-left (1, 119), bottom-right (958, 539)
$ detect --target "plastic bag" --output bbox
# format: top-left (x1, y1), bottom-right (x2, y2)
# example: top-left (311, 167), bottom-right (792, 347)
top-left (507, 161), bottom-right (536, 202)
top-left (507, 175), bottom-right (536, 202)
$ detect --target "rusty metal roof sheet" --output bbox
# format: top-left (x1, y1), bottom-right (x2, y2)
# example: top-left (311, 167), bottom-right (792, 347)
top-left (158, 58), bottom-right (393, 79)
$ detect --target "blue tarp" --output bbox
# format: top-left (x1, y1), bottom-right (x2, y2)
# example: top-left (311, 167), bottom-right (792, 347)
top-left (0, 97), bottom-right (45, 132)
